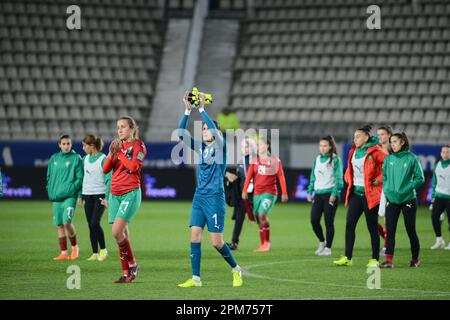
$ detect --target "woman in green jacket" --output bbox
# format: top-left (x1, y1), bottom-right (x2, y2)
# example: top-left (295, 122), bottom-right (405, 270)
top-left (46, 134), bottom-right (84, 261)
top-left (430, 145), bottom-right (450, 250)
top-left (380, 132), bottom-right (425, 268)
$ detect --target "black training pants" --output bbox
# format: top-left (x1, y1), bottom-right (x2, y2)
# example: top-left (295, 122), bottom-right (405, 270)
top-left (345, 194), bottom-right (380, 260)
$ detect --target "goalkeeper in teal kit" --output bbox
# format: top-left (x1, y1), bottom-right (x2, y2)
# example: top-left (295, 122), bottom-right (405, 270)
top-left (177, 90), bottom-right (243, 288)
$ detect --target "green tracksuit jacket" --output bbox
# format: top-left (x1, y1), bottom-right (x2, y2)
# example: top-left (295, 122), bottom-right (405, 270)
top-left (382, 149), bottom-right (425, 204)
top-left (46, 150), bottom-right (83, 202)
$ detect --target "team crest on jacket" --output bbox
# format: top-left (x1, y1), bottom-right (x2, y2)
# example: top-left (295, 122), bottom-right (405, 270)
top-left (65, 161), bottom-right (70, 168)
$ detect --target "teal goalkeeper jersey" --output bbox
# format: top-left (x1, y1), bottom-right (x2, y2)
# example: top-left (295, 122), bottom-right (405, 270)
top-left (178, 109), bottom-right (227, 196)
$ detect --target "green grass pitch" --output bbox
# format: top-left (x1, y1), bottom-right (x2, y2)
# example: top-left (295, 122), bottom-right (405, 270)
top-left (0, 200), bottom-right (449, 300)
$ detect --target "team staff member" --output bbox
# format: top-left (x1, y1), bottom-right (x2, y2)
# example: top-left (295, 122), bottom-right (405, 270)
top-left (226, 137), bottom-right (257, 250)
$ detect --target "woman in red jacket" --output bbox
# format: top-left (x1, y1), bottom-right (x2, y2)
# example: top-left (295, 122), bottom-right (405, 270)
top-left (334, 125), bottom-right (387, 267)
top-left (103, 116), bottom-right (147, 283)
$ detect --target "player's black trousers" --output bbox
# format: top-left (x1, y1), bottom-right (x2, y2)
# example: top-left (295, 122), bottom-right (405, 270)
top-left (431, 197), bottom-right (450, 237)
top-left (83, 194), bottom-right (106, 253)
top-left (345, 194), bottom-right (380, 260)
top-left (385, 198), bottom-right (420, 260)
top-left (310, 193), bottom-right (338, 248)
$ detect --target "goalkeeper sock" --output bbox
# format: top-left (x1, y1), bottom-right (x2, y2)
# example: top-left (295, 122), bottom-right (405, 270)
top-left (190, 242), bottom-right (201, 278)
top-left (217, 243), bottom-right (237, 268)
top-left (191, 242), bottom-right (202, 279)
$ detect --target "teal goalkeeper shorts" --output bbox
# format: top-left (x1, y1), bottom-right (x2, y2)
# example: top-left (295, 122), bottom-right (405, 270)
top-left (52, 198), bottom-right (77, 225)
top-left (108, 188), bottom-right (142, 224)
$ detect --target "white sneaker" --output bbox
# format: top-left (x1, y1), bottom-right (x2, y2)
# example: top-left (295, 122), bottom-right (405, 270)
top-left (379, 247), bottom-right (386, 257)
top-left (445, 243), bottom-right (450, 250)
top-left (318, 247), bottom-right (332, 256)
top-left (430, 238), bottom-right (445, 250)
top-left (315, 242), bottom-right (326, 255)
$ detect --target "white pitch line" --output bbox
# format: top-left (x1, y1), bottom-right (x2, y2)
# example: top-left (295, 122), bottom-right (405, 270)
top-left (242, 260), bottom-right (450, 297)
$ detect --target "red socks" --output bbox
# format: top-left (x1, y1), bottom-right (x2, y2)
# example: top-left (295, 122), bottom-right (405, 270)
top-left (258, 223), bottom-right (271, 245)
top-left (259, 225), bottom-right (265, 246)
top-left (58, 237), bottom-right (67, 251)
top-left (69, 235), bottom-right (78, 246)
top-left (386, 254), bottom-right (393, 263)
top-left (263, 223), bottom-right (270, 243)
top-left (118, 239), bottom-right (136, 275)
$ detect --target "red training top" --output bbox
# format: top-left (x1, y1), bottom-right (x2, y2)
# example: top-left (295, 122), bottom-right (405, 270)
top-left (103, 139), bottom-right (147, 196)
top-left (243, 156), bottom-right (288, 196)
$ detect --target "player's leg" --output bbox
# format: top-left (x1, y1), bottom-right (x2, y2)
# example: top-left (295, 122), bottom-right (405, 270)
top-left (320, 195), bottom-right (337, 256)
top-left (112, 217), bottom-right (131, 282)
top-left (210, 232), bottom-right (242, 287)
top-left (252, 195), bottom-right (265, 249)
top-left (431, 197), bottom-right (446, 249)
top-left (380, 202), bottom-right (401, 268)
top-left (254, 193), bottom-right (276, 252)
top-left (54, 225), bottom-right (70, 260)
top-left (178, 197), bottom-right (205, 288)
top-left (92, 195), bottom-right (107, 261)
top-left (111, 189), bottom-right (141, 283)
top-left (84, 195), bottom-right (98, 260)
top-left (363, 200), bottom-right (380, 267)
top-left (334, 194), bottom-right (363, 265)
top-left (402, 200), bottom-right (420, 267)
top-left (257, 213), bottom-right (270, 252)
top-left (53, 202), bottom-right (69, 260)
top-left (310, 194), bottom-right (326, 255)
top-left (61, 198), bottom-right (78, 260)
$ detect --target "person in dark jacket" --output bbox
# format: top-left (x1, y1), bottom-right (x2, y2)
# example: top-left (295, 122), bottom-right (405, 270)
top-left (226, 137), bottom-right (257, 250)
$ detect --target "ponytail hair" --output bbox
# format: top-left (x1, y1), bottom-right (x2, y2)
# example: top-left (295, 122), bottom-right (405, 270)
top-left (390, 132), bottom-right (410, 152)
top-left (320, 135), bottom-right (338, 166)
top-left (83, 134), bottom-right (104, 151)
top-left (119, 116), bottom-right (139, 139)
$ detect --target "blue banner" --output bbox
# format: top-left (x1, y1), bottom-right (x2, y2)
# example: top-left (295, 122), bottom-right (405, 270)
top-left (0, 141), bottom-right (178, 168)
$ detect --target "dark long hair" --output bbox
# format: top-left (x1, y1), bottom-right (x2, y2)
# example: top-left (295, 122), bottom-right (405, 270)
top-left (390, 132), bottom-right (410, 152)
top-left (320, 135), bottom-right (338, 166)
